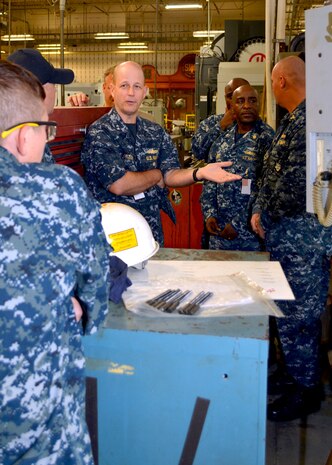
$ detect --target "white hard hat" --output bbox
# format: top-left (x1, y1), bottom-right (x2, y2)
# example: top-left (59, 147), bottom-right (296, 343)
top-left (100, 202), bottom-right (159, 267)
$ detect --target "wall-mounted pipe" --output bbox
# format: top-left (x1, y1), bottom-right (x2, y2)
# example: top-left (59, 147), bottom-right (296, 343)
top-left (275, 0), bottom-right (286, 63)
top-left (265, 0), bottom-right (275, 129)
top-left (154, 0), bottom-right (158, 106)
top-left (59, 0), bottom-right (66, 105)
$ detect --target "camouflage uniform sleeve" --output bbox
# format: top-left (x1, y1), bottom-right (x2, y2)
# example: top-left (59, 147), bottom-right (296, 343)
top-left (82, 123), bottom-right (127, 191)
top-left (157, 129), bottom-right (181, 174)
top-left (73, 176), bottom-right (110, 334)
top-left (191, 115), bottom-right (223, 161)
top-left (252, 184), bottom-right (265, 215)
top-left (246, 124), bottom-right (274, 213)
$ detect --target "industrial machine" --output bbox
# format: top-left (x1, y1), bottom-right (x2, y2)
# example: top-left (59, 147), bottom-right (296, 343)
top-left (56, 82), bottom-right (103, 107)
top-left (139, 98), bottom-right (166, 127)
top-left (216, 61), bottom-right (265, 115)
top-left (195, 20), bottom-right (265, 126)
top-left (306, 4), bottom-right (332, 227)
top-left (195, 54), bottom-right (221, 128)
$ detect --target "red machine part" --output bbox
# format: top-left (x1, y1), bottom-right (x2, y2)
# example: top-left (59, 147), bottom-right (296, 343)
top-left (49, 106), bottom-right (110, 175)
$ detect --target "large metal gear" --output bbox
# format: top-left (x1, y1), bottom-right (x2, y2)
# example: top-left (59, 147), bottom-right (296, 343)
top-left (289, 32), bottom-right (305, 52)
top-left (231, 37), bottom-right (266, 62)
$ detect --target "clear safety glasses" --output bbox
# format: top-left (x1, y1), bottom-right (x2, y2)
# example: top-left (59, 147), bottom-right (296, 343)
top-left (1, 121), bottom-right (57, 142)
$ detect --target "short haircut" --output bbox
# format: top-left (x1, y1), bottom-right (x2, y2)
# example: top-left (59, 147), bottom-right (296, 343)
top-left (0, 61), bottom-right (45, 138)
top-left (112, 61), bottom-right (144, 84)
top-left (104, 66), bottom-right (115, 81)
top-left (232, 84), bottom-right (259, 103)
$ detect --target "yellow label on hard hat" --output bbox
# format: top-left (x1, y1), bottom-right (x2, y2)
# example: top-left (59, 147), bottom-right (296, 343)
top-left (108, 228), bottom-right (138, 252)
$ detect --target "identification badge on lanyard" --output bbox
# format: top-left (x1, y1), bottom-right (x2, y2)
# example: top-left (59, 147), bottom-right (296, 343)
top-left (241, 179), bottom-right (252, 195)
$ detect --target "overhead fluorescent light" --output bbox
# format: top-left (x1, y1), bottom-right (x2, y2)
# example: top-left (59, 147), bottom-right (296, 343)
top-left (40, 51), bottom-right (69, 55)
top-left (118, 42), bottom-right (147, 49)
top-left (165, 4), bottom-right (202, 10)
top-left (37, 43), bottom-right (63, 50)
top-left (94, 32), bottom-right (129, 40)
top-left (118, 46), bottom-right (148, 50)
top-left (119, 42), bottom-right (146, 46)
top-left (116, 50), bottom-right (153, 55)
top-left (193, 30), bottom-right (224, 37)
top-left (1, 34), bottom-right (35, 41)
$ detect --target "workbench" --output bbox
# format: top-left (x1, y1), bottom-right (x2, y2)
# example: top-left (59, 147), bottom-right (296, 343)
top-left (83, 249), bottom-right (270, 465)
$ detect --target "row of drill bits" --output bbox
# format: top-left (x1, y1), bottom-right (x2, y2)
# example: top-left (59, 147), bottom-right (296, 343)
top-left (146, 289), bottom-right (213, 315)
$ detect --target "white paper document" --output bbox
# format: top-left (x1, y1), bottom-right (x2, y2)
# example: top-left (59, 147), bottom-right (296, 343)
top-left (129, 260), bottom-right (294, 301)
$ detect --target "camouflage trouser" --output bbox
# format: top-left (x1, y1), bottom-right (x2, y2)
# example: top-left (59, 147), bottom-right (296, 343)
top-left (209, 234), bottom-right (264, 252)
top-left (263, 213), bottom-right (332, 387)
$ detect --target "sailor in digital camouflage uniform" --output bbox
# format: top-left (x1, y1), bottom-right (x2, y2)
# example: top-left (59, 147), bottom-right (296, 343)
top-left (252, 56), bottom-right (332, 421)
top-left (82, 61), bottom-right (242, 246)
top-left (191, 77), bottom-right (249, 161)
top-left (201, 85), bottom-right (274, 251)
top-left (0, 61), bottom-right (110, 465)
top-left (81, 104), bottom-right (180, 246)
top-left (8, 48), bottom-right (75, 164)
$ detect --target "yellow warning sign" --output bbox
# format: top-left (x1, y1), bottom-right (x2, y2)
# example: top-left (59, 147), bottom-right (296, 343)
top-left (108, 228), bottom-right (138, 252)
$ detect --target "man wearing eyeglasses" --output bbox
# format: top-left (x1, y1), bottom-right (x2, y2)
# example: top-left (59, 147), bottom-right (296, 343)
top-left (191, 77), bottom-right (249, 162)
top-left (7, 48), bottom-right (74, 163)
top-left (0, 61), bottom-right (110, 465)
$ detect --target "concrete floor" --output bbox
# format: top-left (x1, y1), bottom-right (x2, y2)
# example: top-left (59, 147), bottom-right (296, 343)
top-left (266, 364), bottom-right (332, 465)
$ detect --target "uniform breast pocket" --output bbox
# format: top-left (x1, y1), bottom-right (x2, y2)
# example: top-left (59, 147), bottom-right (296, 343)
top-left (242, 148), bottom-right (259, 172)
top-left (140, 149), bottom-right (159, 170)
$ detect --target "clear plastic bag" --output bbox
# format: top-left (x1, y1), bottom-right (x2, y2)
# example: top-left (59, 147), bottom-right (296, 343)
top-left (122, 271), bottom-right (283, 318)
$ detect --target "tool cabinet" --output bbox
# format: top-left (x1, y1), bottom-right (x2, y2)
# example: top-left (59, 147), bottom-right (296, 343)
top-left (83, 249), bottom-right (270, 465)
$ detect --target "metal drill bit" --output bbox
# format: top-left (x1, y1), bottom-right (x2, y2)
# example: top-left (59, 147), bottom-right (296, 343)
top-left (151, 289), bottom-right (181, 309)
top-left (146, 289), bottom-right (175, 306)
top-left (162, 290), bottom-right (191, 313)
top-left (178, 291), bottom-right (205, 314)
top-left (179, 291), bottom-right (213, 315)
top-left (187, 292), bottom-right (214, 315)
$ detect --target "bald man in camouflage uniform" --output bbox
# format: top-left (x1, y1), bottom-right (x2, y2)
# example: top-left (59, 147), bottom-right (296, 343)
top-left (200, 85), bottom-right (274, 251)
top-left (191, 77), bottom-right (249, 162)
top-left (252, 56), bottom-right (332, 421)
top-left (82, 61), bottom-right (241, 246)
top-left (81, 95), bottom-right (180, 246)
top-left (0, 61), bottom-right (110, 464)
